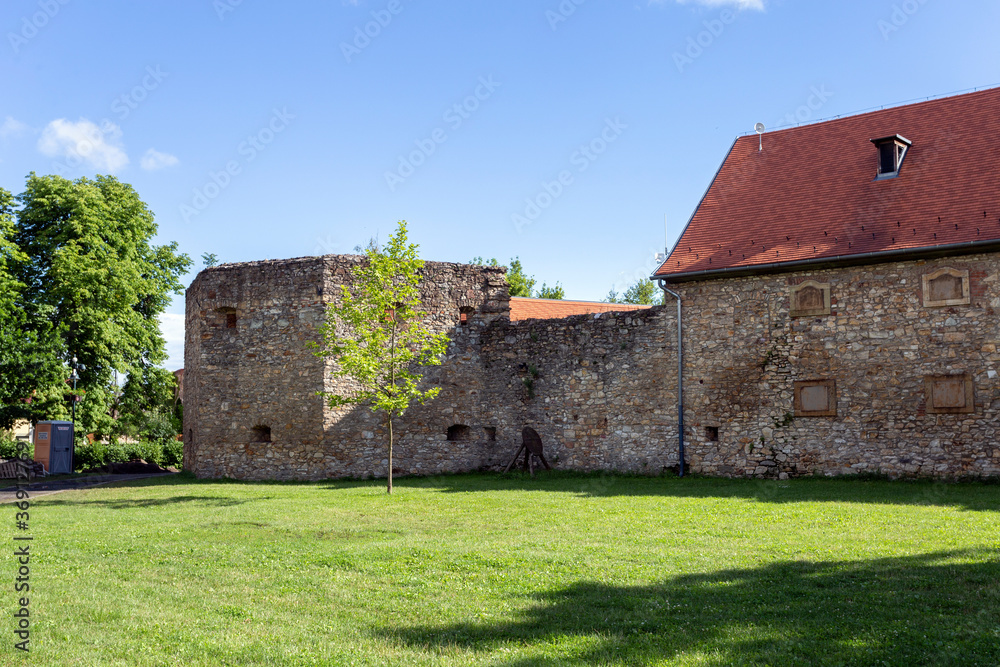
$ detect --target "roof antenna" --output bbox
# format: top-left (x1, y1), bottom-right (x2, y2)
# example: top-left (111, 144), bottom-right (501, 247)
top-left (664, 214), bottom-right (669, 255)
top-left (755, 123), bottom-right (766, 152)
top-left (655, 214), bottom-right (668, 264)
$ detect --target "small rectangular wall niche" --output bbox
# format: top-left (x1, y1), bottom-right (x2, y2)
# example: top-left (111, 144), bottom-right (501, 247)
top-left (925, 375), bottom-right (974, 414)
top-left (794, 380), bottom-right (837, 417)
top-left (252, 425), bottom-right (272, 442)
top-left (705, 426), bottom-right (719, 442)
top-left (447, 424), bottom-right (471, 441)
top-left (789, 280), bottom-right (832, 318)
top-left (922, 268), bottom-right (970, 307)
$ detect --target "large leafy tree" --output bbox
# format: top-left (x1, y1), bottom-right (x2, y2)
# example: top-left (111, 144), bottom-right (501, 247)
top-left (10, 173), bottom-right (191, 438)
top-left (0, 187), bottom-right (64, 429)
top-left (315, 221), bottom-right (449, 494)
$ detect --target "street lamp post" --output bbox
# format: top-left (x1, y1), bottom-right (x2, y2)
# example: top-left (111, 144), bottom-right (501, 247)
top-left (69, 355), bottom-right (83, 432)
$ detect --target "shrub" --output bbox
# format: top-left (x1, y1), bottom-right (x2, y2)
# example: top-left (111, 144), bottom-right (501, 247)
top-left (116, 408), bottom-right (179, 447)
top-left (73, 438), bottom-right (183, 471)
top-left (0, 434), bottom-right (33, 460)
top-left (72, 443), bottom-right (106, 471)
top-left (161, 439), bottom-right (183, 468)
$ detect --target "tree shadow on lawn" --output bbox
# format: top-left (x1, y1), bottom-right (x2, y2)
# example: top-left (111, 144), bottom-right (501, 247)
top-left (26, 473), bottom-right (268, 509)
top-left (37, 494), bottom-right (263, 509)
top-left (401, 472), bottom-right (1000, 513)
top-left (381, 549), bottom-right (1000, 666)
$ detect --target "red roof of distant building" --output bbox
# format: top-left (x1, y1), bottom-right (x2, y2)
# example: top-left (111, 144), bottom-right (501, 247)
top-left (654, 87), bottom-right (1000, 280)
top-left (509, 297), bottom-right (651, 322)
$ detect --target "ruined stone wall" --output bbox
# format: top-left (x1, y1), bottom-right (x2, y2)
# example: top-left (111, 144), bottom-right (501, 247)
top-left (315, 257), bottom-right (511, 481)
top-left (183, 257), bottom-right (329, 479)
top-left (185, 251), bottom-right (1000, 482)
top-left (473, 309), bottom-right (678, 474)
top-left (184, 256), bottom-right (511, 481)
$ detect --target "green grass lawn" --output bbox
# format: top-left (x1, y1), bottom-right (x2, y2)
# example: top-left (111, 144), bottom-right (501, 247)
top-left (3, 472), bottom-right (999, 666)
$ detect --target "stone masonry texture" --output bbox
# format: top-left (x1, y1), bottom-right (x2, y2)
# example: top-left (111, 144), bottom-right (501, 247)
top-left (184, 252), bottom-right (1000, 481)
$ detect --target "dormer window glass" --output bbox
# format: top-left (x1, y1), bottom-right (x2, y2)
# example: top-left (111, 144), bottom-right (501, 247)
top-left (871, 134), bottom-right (912, 179)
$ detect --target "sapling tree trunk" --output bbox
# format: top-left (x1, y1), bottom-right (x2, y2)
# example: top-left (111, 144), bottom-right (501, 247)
top-left (312, 221), bottom-right (449, 498)
top-left (387, 413), bottom-right (394, 495)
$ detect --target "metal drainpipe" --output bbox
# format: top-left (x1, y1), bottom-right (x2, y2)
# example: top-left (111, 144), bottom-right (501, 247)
top-left (657, 280), bottom-right (685, 477)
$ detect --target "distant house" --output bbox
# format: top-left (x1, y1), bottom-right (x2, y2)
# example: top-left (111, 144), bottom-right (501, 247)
top-left (509, 297), bottom-right (650, 322)
top-left (651, 87), bottom-right (1000, 478)
top-left (11, 421), bottom-right (32, 442)
top-left (173, 368), bottom-right (184, 407)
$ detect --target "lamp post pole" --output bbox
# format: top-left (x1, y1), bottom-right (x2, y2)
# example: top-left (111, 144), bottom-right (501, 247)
top-left (69, 356), bottom-right (81, 432)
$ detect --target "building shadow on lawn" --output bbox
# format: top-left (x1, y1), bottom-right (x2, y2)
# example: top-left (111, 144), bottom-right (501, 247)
top-left (380, 549), bottom-right (1000, 666)
top-left (405, 472), bottom-right (1000, 513)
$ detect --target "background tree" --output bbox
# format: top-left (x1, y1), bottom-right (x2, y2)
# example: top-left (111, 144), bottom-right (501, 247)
top-left (201, 252), bottom-right (218, 268)
top-left (605, 278), bottom-right (663, 306)
top-left (537, 282), bottom-right (565, 300)
top-left (10, 173), bottom-right (191, 440)
top-left (112, 365), bottom-right (181, 443)
top-left (469, 256), bottom-right (541, 298)
top-left (315, 221), bottom-right (449, 494)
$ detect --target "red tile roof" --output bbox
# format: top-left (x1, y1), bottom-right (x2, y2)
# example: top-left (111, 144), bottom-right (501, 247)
top-left (509, 297), bottom-right (651, 322)
top-left (654, 87), bottom-right (1000, 280)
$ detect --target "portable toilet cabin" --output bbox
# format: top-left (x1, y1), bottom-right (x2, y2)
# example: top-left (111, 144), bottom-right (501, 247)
top-left (33, 421), bottom-right (74, 474)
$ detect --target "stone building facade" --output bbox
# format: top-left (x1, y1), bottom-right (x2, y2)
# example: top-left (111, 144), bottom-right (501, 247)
top-left (667, 252), bottom-right (1000, 479)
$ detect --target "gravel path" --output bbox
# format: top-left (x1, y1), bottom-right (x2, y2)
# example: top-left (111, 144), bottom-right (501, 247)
top-left (0, 472), bottom-right (178, 502)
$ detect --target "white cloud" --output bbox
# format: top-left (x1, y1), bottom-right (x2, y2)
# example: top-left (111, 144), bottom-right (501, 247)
top-left (141, 148), bottom-right (179, 171)
top-left (654, 0), bottom-right (764, 9)
top-left (0, 116), bottom-right (28, 139)
top-left (37, 118), bottom-right (129, 173)
top-left (159, 313), bottom-right (185, 371)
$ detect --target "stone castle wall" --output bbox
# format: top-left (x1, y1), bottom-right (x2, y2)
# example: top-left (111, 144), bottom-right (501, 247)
top-left (184, 256), bottom-right (512, 480)
top-left (185, 252), bottom-right (1000, 481)
top-left (183, 257), bottom-right (329, 479)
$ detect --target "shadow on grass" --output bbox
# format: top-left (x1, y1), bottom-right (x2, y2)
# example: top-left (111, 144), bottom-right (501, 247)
top-left (67, 468), bottom-right (998, 513)
top-left (381, 549), bottom-right (1000, 666)
top-left (389, 471), bottom-right (1000, 513)
top-left (39, 494), bottom-right (264, 509)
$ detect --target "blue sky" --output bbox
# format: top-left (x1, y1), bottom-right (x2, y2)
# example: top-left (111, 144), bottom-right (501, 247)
top-left (2, 0), bottom-right (998, 370)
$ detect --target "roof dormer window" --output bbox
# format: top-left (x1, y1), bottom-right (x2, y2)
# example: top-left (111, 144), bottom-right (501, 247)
top-left (871, 134), bottom-right (911, 179)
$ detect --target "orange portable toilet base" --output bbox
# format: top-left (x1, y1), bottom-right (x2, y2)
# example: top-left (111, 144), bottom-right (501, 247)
top-left (33, 421), bottom-right (74, 474)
